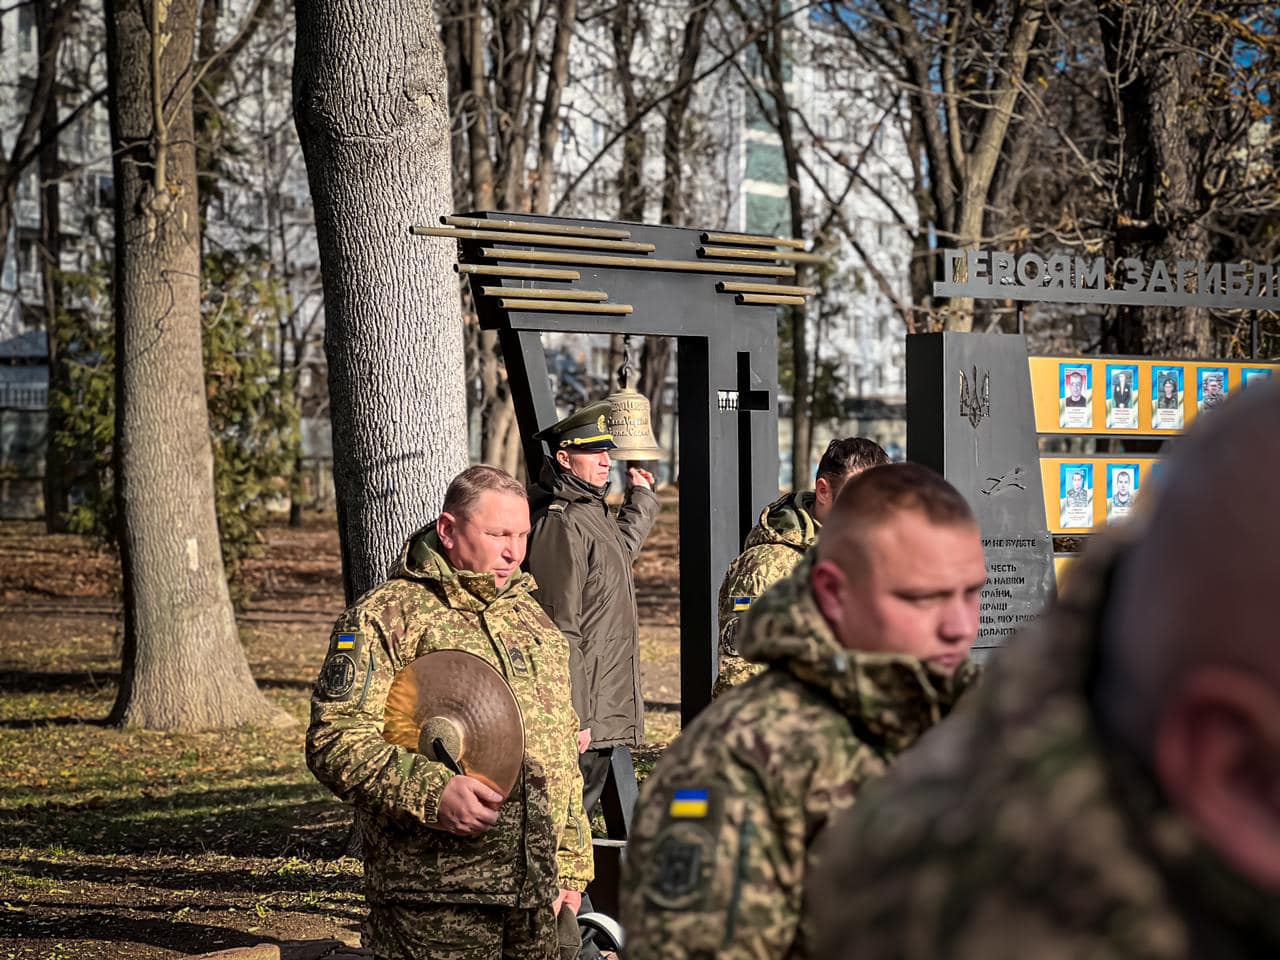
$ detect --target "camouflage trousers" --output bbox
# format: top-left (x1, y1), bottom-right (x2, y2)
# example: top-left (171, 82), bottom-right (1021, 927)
top-left (366, 901), bottom-right (577, 960)
top-left (712, 654), bottom-right (766, 698)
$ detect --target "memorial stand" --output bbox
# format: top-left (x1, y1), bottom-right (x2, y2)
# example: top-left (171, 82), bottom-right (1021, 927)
top-left (416, 213), bottom-right (823, 904)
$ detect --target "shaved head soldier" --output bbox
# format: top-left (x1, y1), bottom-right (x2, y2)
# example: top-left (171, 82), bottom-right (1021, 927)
top-left (620, 464), bottom-right (986, 960)
top-left (812, 382), bottom-right (1280, 960)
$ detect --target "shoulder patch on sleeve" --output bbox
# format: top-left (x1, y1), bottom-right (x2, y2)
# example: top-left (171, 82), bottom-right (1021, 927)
top-left (731, 596), bottom-right (753, 613)
top-left (317, 652), bottom-right (358, 700)
top-left (643, 822), bottom-right (716, 910)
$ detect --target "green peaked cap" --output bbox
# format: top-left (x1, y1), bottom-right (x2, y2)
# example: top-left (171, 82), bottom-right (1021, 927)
top-left (532, 399), bottom-right (617, 451)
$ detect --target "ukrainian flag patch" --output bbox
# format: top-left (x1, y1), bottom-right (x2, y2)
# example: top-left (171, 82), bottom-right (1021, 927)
top-left (732, 596), bottom-right (753, 613)
top-left (335, 633), bottom-right (356, 651)
top-left (669, 788), bottom-right (709, 819)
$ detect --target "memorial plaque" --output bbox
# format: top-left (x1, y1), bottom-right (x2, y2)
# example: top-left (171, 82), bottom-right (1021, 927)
top-left (907, 333), bottom-right (1056, 657)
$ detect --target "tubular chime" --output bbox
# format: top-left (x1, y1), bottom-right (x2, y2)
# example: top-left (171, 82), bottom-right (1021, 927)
top-left (421, 215), bottom-right (829, 318)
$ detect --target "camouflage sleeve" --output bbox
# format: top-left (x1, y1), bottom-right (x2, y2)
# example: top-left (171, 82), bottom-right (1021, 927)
top-left (615, 485), bottom-right (659, 559)
top-left (716, 545), bottom-right (794, 656)
top-left (527, 515), bottom-right (591, 728)
top-left (556, 764), bottom-right (593, 891)
top-left (620, 751), bottom-right (808, 959)
top-left (306, 610), bottom-right (454, 827)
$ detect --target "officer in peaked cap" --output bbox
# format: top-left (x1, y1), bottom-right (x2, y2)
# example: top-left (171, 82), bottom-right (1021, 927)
top-left (531, 400), bottom-right (618, 452)
top-left (525, 399), bottom-right (658, 841)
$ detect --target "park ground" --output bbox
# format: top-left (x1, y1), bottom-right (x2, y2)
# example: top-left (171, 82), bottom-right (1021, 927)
top-left (0, 496), bottom-right (682, 959)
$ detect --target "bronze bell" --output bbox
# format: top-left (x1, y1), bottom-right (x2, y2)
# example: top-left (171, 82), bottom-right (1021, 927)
top-left (605, 336), bottom-right (663, 463)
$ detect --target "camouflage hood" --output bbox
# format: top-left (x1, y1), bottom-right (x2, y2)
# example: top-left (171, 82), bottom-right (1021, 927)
top-left (736, 555), bottom-right (979, 754)
top-left (392, 522), bottom-right (535, 613)
top-left (743, 490), bottom-right (820, 551)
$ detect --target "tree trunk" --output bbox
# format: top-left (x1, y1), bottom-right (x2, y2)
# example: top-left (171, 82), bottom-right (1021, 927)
top-left (106, 0), bottom-right (286, 730)
top-left (531, 0), bottom-right (576, 214)
top-left (39, 0), bottom-right (69, 533)
top-left (1098, 1), bottom-right (1212, 357)
top-left (757, 4), bottom-right (812, 485)
top-left (295, 0), bottom-right (469, 602)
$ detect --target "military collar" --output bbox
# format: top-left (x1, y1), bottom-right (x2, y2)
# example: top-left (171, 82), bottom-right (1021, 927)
top-left (736, 555), bottom-right (978, 754)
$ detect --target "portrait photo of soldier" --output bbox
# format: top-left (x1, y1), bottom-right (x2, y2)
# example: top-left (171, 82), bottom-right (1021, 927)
top-left (1197, 367), bottom-right (1229, 413)
top-left (1105, 363), bottom-right (1139, 430)
top-left (1106, 464), bottom-right (1139, 521)
top-left (1059, 463), bottom-right (1093, 529)
top-left (1153, 367), bottom-right (1185, 430)
top-left (1058, 364), bottom-right (1092, 429)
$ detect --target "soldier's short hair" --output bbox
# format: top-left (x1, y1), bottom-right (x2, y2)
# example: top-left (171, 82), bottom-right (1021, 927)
top-left (442, 465), bottom-right (528, 516)
top-left (822, 463), bottom-right (974, 563)
top-left (816, 437), bottom-right (890, 483)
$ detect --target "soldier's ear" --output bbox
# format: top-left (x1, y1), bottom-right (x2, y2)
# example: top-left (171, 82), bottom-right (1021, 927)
top-left (815, 474), bottom-right (832, 507)
top-left (1155, 666), bottom-right (1280, 892)
top-left (438, 511), bottom-right (458, 549)
top-left (555, 448), bottom-right (572, 471)
top-left (811, 559), bottom-right (848, 635)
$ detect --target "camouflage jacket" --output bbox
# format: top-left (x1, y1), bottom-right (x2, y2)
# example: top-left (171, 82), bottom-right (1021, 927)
top-left (620, 556), bottom-right (979, 960)
top-left (810, 536), bottom-right (1280, 959)
top-left (717, 491), bottom-right (818, 658)
top-left (306, 524), bottom-right (593, 910)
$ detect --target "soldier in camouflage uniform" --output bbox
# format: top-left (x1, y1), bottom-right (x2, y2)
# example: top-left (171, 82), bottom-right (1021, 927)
top-left (811, 384), bottom-right (1280, 960)
top-left (716, 437), bottom-right (888, 692)
top-left (620, 463), bottom-right (986, 959)
top-left (307, 465), bottom-right (592, 960)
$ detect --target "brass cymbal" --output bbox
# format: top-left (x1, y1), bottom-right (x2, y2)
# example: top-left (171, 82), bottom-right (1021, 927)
top-left (383, 650), bottom-right (525, 797)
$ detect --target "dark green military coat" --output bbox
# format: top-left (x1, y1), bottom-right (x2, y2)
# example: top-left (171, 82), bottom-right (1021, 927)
top-left (810, 535), bottom-right (1280, 960)
top-left (620, 556), bottom-right (979, 960)
top-left (306, 524), bottom-right (593, 912)
top-left (526, 465), bottom-right (659, 748)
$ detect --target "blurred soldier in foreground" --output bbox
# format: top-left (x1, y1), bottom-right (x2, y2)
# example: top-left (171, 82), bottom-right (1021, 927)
top-left (526, 400), bottom-right (659, 816)
top-left (307, 465), bottom-right (591, 960)
top-left (812, 384), bottom-right (1280, 959)
top-left (716, 437), bottom-right (889, 692)
top-left (620, 463), bottom-right (986, 959)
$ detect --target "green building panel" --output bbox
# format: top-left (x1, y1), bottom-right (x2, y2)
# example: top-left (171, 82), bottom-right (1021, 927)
top-left (745, 140), bottom-right (787, 184)
top-left (746, 193), bottom-right (790, 235)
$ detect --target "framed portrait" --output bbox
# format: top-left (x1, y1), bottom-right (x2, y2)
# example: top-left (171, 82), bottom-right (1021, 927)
top-left (1059, 462), bottom-right (1094, 530)
top-left (1196, 367), bottom-right (1229, 414)
top-left (1058, 363), bottom-right (1093, 429)
top-left (1105, 363), bottom-right (1139, 430)
top-left (1106, 464), bottom-right (1139, 522)
top-left (1152, 366), bottom-right (1184, 431)
top-left (1242, 368), bottom-right (1273, 389)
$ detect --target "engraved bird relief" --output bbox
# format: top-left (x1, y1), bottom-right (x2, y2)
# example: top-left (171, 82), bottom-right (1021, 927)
top-left (959, 366), bottom-right (991, 428)
top-left (982, 466), bottom-right (1027, 496)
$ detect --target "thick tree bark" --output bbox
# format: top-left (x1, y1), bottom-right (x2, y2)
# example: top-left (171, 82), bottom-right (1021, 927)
top-left (106, 0), bottom-right (286, 730)
top-left (295, 0), bottom-right (469, 602)
top-left (1098, 1), bottom-right (1213, 357)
